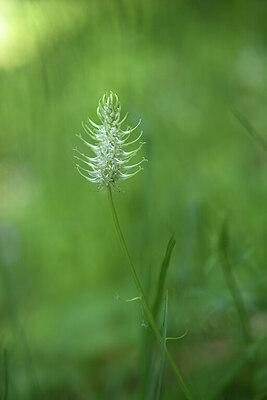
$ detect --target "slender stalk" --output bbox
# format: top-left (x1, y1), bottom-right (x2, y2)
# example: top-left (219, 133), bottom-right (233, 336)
top-left (107, 186), bottom-right (193, 400)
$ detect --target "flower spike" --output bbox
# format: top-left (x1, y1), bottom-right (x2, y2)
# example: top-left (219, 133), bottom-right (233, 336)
top-left (75, 91), bottom-right (146, 190)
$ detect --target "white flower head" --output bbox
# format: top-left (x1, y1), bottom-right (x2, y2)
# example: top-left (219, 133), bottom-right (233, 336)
top-left (74, 91), bottom-right (146, 190)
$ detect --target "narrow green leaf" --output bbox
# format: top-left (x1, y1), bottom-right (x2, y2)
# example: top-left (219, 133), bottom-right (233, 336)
top-left (153, 235), bottom-right (176, 320)
top-left (141, 236), bottom-right (176, 399)
top-left (155, 292), bottom-right (168, 400)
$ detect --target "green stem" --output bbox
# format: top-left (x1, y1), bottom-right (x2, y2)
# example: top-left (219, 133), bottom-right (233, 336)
top-left (107, 186), bottom-right (193, 400)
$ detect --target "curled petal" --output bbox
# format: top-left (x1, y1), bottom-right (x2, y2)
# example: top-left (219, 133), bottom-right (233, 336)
top-left (123, 158), bottom-right (147, 170)
top-left (118, 112), bottom-right (128, 126)
top-left (74, 155), bottom-right (98, 171)
top-left (82, 122), bottom-right (97, 140)
top-left (122, 142), bottom-right (145, 159)
top-left (118, 166), bottom-right (143, 180)
top-left (122, 131), bottom-right (143, 147)
top-left (117, 134), bottom-right (131, 145)
top-left (121, 119), bottom-right (141, 135)
top-left (88, 118), bottom-right (101, 129)
top-left (76, 165), bottom-right (99, 183)
top-left (73, 147), bottom-right (98, 162)
top-left (76, 134), bottom-right (99, 152)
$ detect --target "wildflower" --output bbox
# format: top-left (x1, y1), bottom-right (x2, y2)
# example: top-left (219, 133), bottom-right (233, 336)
top-left (74, 91), bottom-right (146, 190)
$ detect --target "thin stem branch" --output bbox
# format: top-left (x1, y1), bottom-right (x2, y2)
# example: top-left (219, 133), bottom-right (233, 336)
top-left (107, 186), bottom-right (193, 400)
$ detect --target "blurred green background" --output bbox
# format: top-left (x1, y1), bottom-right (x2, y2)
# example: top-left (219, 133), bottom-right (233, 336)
top-left (0, 0), bottom-right (267, 399)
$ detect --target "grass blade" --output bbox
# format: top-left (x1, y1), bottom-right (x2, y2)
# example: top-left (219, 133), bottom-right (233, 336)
top-left (153, 235), bottom-right (176, 320)
top-left (141, 236), bottom-right (176, 398)
top-left (155, 292), bottom-right (168, 400)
